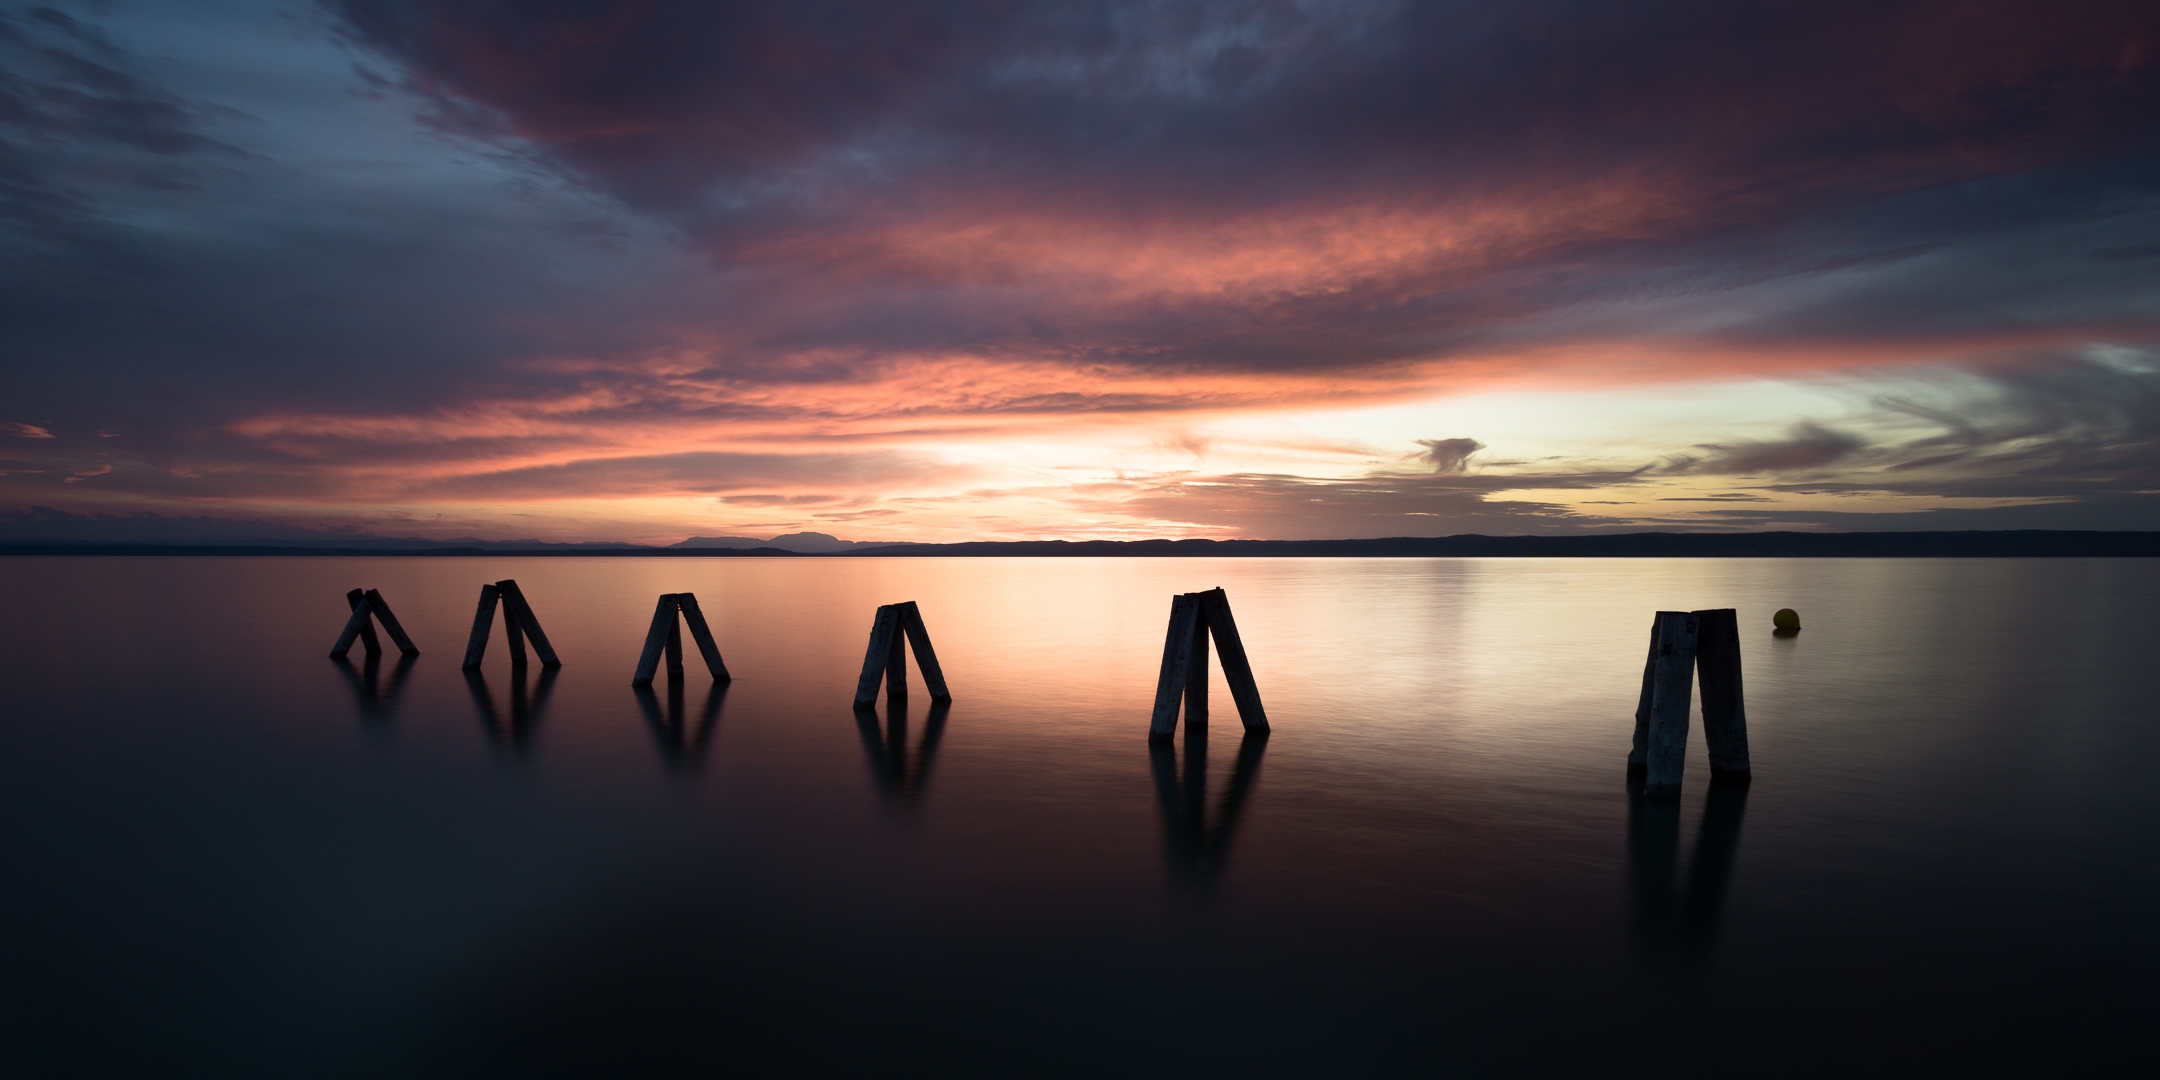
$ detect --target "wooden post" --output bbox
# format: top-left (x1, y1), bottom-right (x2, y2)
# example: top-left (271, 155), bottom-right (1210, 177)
top-left (674, 593), bottom-right (732, 681)
top-left (896, 601), bottom-right (952, 702)
top-left (1643, 610), bottom-right (1700, 798)
top-left (361, 589), bottom-right (419, 655)
top-left (1148, 594), bottom-right (1203, 743)
top-left (1185, 602), bottom-right (1210, 729)
top-left (1195, 588), bottom-right (1268, 733)
top-left (328, 591), bottom-right (375, 656)
top-left (632, 594), bottom-right (681, 687)
top-left (853, 605), bottom-right (902, 705)
top-left (461, 584), bottom-right (500, 671)
top-left (884, 605), bottom-right (908, 701)
top-left (1691, 608), bottom-right (1752, 777)
top-left (664, 610), bottom-right (684, 676)
top-left (495, 580), bottom-right (560, 667)
top-left (344, 589), bottom-right (382, 656)
top-left (503, 590), bottom-right (528, 665)
top-left (1627, 621), bottom-right (1659, 773)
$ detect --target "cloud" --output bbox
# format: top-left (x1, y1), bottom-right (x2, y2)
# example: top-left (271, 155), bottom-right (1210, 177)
top-left (1416, 437), bottom-right (1484, 473)
top-left (4, 422), bottom-right (54, 438)
top-left (3, 2), bottom-right (2158, 539)
top-left (1096, 464), bottom-right (1635, 539)
top-left (0, 4), bottom-right (243, 239)
top-left (1669, 423), bottom-right (1869, 475)
top-left (320, 0), bottom-right (2160, 378)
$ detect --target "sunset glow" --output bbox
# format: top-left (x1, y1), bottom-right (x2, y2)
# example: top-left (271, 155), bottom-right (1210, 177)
top-left (4, 1), bottom-right (2156, 543)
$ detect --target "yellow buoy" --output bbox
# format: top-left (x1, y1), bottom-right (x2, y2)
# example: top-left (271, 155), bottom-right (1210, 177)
top-left (1772, 608), bottom-right (1801, 631)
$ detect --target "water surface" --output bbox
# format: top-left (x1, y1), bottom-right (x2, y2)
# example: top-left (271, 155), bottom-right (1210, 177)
top-left (2, 557), bottom-right (2155, 1076)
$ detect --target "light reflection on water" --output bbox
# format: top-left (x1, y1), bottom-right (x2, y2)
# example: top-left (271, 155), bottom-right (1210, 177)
top-left (1, 556), bottom-right (2156, 1076)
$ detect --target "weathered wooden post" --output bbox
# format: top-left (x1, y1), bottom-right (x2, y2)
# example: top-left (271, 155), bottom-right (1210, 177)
top-left (1625, 607), bottom-right (1752, 797)
top-left (497, 580), bottom-right (559, 666)
top-left (1693, 608), bottom-right (1752, 778)
top-left (461, 584), bottom-right (501, 670)
top-left (1644, 610), bottom-right (1698, 798)
top-left (329, 588), bottom-right (420, 659)
top-left (1148, 587), bottom-right (1268, 743)
top-left (631, 591), bottom-right (732, 686)
top-left (853, 600), bottom-right (951, 706)
top-left (461, 579), bottom-right (561, 671)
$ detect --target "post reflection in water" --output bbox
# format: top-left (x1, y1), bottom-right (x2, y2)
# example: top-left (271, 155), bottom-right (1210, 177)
top-left (463, 664), bottom-right (558, 756)
top-left (1150, 727), bottom-right (1269, 884)
top-left (1627, 772), bottom-right (1750, 963)
top-left (332, 652), bottom-right (416, 726)
top-left (852, 698), bottom-right (949, 803)
top-left (633, 678), bottom-right (727, 769)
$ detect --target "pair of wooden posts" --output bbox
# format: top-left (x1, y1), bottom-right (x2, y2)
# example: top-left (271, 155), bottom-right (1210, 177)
top-left (854, 601), bottom-right (950, 705)
top-left (1628, 608), bottom-right (1752, 798)
top-left (632, 593), bottom-right (731, 686)
top-left (329, 589), bottom-right (419, 659)
top-left (1149, 588), bottom-right (1268, 743)
top-left (463, 579), bottom-right (560, 670)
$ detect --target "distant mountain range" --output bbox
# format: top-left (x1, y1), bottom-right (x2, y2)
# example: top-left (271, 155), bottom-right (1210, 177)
top-left (2, 508), bottom-right (2157, 558)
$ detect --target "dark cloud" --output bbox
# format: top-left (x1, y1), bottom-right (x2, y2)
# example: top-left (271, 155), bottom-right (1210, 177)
top-left (332, 0), bottom-right (2160, 222)
top-left (0, 4), bottom-right (242, 237)
top-left (1842, 349), bottom-right (2160, 498)
top-left (1669, 423), bottom-right (1869, 476)
top-left (1416, 437), bottom-right (1484, 473)
top-left (319, 0), bottom-right (2160, 373)
top-left (401, 449), bottom-right (958, 501)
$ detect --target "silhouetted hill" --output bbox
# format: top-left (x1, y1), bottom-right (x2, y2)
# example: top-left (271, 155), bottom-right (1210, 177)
top-left (840, 532), bottom-right (2160, 556)
top-left (4, 531), bottom-right (2157, 557)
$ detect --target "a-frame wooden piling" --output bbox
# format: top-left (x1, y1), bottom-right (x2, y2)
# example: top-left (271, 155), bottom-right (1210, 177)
top-left (462, 579), bottom-right (560, 671)
top-left (854, 601), bottom-right (951, 706)
top-left (632, 592), bottom-right (731, 686)
top-left (1625, 607), bottom-right (1751, 798)
top-left (1148, 587), bottom-right (1268, 743)
top-left (330, 588), bottom-right (420, 659)
top-left (344, 588), bottom-right (382, 657)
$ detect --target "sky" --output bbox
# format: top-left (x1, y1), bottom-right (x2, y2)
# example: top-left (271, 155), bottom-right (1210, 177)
top-left (2, 0), bottom-right (2157, 544)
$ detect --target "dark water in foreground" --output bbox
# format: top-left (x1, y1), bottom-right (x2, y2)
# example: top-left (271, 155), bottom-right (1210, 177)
top-left (2, 556), bottom-right (2156, 1076)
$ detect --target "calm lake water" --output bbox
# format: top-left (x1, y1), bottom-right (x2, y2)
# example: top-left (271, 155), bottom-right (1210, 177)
top-left (2, 556), bottom-right (2156, 1076)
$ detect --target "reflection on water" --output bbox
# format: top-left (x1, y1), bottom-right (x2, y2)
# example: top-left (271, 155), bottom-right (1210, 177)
top-left (1149, 728), bottom-right (1268, 883)
top-left (3, 556), bottom-right (2157, 1075)
top-left (1628, 771), bottom-right (1750, 963)
top-left (332, 652), bottom-right (416, 725)
top-left (853, 699), bottom-right (948, 801)
top-left (635, 679), bottom-right (727, 769)
top-left (463, 664), bottom-right (557, 755)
